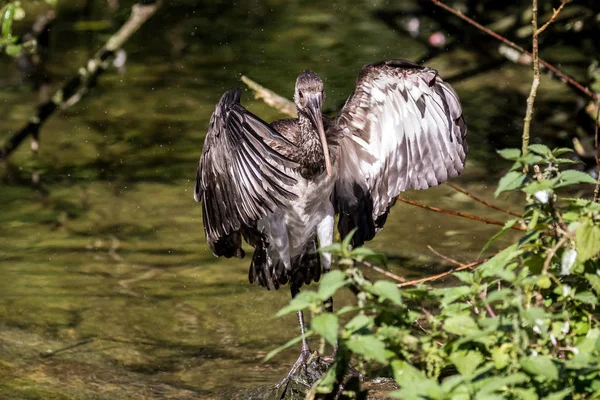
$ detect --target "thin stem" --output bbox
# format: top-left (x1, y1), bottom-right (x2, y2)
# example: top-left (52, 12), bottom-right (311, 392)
top-left (594, 101), bottom-right (600, 203)
top-left (522, 0), bottom-right (540, 164)
top-left (396, 196), bottom-right (526, 231)
top-left (536, 1), bottom-right (568, 36)
top-left (542, 235), bottom-right (568, 275)
top-left (430, 0), bottom-right (597, 102)
top-left (448, 183), bottom-right (521, 217)
top-left (427, 245), bottom-right (467, 267)
top-left (398, 260), bottom-right (485, 288)
top-left (359, 260), bottom-right (406, 282)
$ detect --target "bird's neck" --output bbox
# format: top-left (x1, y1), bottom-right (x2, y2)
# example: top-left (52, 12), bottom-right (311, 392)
top-left (297, 111), bottom-right (327, 179)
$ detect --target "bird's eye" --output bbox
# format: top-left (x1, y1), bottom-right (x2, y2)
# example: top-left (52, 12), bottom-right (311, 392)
top-left (298, 91), bottom-right (304, 98)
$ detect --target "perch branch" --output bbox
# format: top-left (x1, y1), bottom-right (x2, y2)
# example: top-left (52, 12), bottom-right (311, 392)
top-left (448, 183), bottom-right (521, 217)
top-left (0, 0), bottom-right (162, 162)
top-left (396, 196), bottom-right (525, 231)
top-left (241, 75), bottom-right (297, 118)
top-left (430, 0), bottom-right (597, 102)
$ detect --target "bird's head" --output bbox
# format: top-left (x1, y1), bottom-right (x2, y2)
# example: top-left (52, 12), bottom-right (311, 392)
top-left (294, 70), bottom-right (332, 176)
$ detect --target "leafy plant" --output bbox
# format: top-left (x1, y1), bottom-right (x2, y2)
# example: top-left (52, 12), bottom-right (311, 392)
top-left (1, 0), bottom-right (55, 57)
top-left (270, 147), bottom-right (600, 399)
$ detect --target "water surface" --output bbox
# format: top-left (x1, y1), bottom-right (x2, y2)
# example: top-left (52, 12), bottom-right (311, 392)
top-left (0, 0), bottom-right (581, 398)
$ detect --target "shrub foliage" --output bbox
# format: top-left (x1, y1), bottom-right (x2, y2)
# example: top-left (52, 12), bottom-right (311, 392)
top-left (271, 146), bottom-right (600, 399)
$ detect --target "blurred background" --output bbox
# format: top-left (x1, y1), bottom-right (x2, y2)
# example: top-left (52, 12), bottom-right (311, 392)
top-left (0, 0), bottom-right (598, 398)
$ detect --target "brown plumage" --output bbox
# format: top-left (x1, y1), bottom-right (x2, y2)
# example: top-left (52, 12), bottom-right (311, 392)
top-left (194, 59), bottom-right (467, 384)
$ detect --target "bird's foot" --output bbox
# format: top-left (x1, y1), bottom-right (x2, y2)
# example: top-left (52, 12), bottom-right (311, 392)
top-left (274, 349), bottom-right (315, 389)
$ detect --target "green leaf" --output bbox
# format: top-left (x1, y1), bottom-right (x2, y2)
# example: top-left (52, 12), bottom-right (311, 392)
top-left (453, 271), bottom-right (474, 284)
top-left (264, 331), bottom-right (314, 361)
top-left (528, 144), bottom-right (551, 156)
top-left (522, 179), bottom-right (555, 195)
top-left (495, 171), bottom-right (526, 197)
top-left (575, 221), bottom-right (600, 262)
top-left (486, 288), bottom-right (513, 303)
top-left (444, 315), bottom-right (480, 336)
top-left (474, 373), bottom-right (529, 394)
top-left (317, 243), bottom-right (343, 255)
top-left (542, 389), bottom-right (571, 400)
top-left (520, 355), bottom-right (558, 381)
top-left (276, 291), bottom-right (318, 317)
top-left (346, 335), bottom-right (388, 363)
top-left (436, 285), bottom-right (471, 307)
top-left (491, 344), bottom-right (512, 369)
top-left (478, 244), bottom-right (521, 280)
top-left (317, 270), bottom-right (347, 300)
top-left (551, 147), bottom-right (573, 156)
top-left (392, 360), bottom-right (440, 391)
top-left (497, 148), bottom-right (521, 160)
top-left (368, 280), bottom-right (402, 305)
top-left (2, 3), bottom-right (15, 40)
top-left (480, 219), bottom-right (519, 256)
top-left (311, 313), bottom-right (338, 345)
top-left (585, 273), bottom-right (600, 295)
top-left (555, 170), bottom-right (598, 188)
top-left (574, 291), bottom-right (598, 305)
top-left (344, 314), bottom-right (373, 333)
top-left (350, 246), bottom-right (387, 264)
top-left (342, 228), bottom-right (357, 250)
top-left (449, 350), bottom-right (484, 377)
top-left (4, 42), bottom-right (20, 56)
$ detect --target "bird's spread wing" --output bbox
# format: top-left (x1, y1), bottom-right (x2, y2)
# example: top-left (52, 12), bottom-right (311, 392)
top-left (195, 88), bottom-right (299, 255)
top-left (334, 59), bottom-right (467, 246)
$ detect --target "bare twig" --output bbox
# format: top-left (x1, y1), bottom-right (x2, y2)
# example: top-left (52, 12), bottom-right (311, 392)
top-left (40, 338), bottom-right (95, 358)
top-left (397, 260), bottom-right (484, 287)
top-left (395, 245), bottom-right (487, 287)
top-left (396, 196), bottom-right (526, 231)
top-left (0, 1), bottom-right (162, 162)
top-left (430, 0), bottom-right (597, 102)
top-left (542, 235), bottom-right (568, 275)
top-left (241, 75), bottom-right (297, 118)
top-left (594, 101), bottom-right (600, 203)
top-left (426, 245), bottom-right (467, 267)
top-left (536, 1), bottom-right (568, 36)
top-left (359, 260), bottom-right (406, 282)
top-left (521, 0), bottom-right (540, 162)
top-left (448, 183), bottom-right (521, 217)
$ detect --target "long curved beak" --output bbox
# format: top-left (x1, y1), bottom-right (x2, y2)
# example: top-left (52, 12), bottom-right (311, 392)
top-left (306, 94), bottom-right (333, 177)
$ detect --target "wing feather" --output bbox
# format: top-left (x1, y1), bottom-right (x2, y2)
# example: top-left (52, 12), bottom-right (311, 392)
top-left (334, 59), bottom-right (467, 246)
top-left (195, 88), bottom-right (299, 256)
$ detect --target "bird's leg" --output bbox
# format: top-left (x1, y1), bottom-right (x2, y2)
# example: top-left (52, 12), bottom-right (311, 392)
top-left (317, 203), bottom-right (337, 357)
top-left (275, 283), bottom-right (313, 388)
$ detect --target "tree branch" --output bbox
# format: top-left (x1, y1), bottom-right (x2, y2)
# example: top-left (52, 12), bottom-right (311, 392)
top-left (594, 101), bottom-right (600, 203)
top-left (0, 1), bottom-right (162, 163)
top-left (430, 0), bottom-right (597, 102)
top-left (536, 1), bottom-right (568, 36)
top-left (241, 75), bottom-right (297, 118)
top-left (448, 183), bottom-right (521, 217)
top-left (396, 196), bottom-right (525, 231)
top-left (521, 0), bottom-right (540, 162)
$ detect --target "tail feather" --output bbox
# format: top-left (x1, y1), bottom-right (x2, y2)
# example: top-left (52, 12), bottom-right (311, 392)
top-left (249, 236), bottom-right (322, 290)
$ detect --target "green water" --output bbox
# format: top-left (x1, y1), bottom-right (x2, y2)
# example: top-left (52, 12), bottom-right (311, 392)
top-left (0, 0), bottom-right (582, 398)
